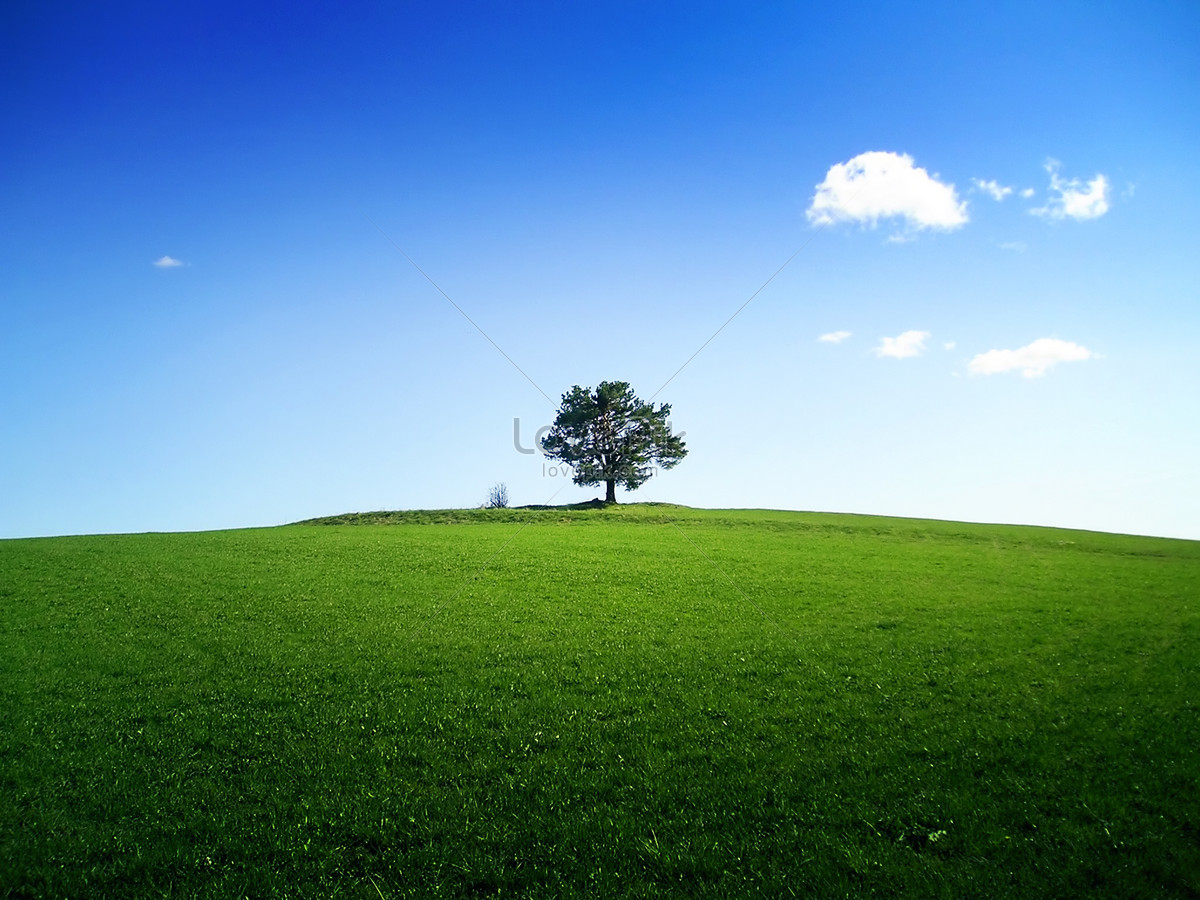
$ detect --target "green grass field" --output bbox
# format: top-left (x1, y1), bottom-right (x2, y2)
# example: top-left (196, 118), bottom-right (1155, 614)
top-left (2, 504), bottom-right (1197, 898)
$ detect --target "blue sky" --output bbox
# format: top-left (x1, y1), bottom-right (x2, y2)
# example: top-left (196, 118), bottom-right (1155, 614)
top-left (3, 1), bottom-right (1198, 539)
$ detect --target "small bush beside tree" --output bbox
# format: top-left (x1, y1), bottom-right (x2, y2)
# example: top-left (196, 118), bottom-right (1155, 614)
top-left (485, 482), bottom-right (510, 509)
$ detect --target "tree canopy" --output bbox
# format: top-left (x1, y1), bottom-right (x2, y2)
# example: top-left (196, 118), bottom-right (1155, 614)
top-left (541, 381), bottom-right (687, 503)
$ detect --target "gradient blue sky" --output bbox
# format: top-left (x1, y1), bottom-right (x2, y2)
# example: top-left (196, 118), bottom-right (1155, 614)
top-left (3, 1), bottom-right (1198, 539)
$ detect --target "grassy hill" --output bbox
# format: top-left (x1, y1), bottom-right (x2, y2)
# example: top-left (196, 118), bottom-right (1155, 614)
top-left (2, 505), bottom-right (1197, 897)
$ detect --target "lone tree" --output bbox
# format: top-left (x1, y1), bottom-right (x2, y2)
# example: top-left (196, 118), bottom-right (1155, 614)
top-left (541, 381), bottom-right (687, 504)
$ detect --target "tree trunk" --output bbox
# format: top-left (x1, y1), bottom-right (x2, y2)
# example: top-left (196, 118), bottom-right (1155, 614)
top-left (605, 479), bottom-right (616, 504)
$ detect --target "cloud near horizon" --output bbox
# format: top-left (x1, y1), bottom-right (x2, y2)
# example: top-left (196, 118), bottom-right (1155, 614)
top-left (807, 151), bottom-right (968, 235)
top-left (968, 338), bottom-right (1093, 377)
top-left (818, 330), bottom-right (852, 344)
top-left (875, 330), bottom-right (930, 359)
top-left (1031, 161), bottom-right (1110, 221)
top-left (153, 255), bottom-right (185, 268)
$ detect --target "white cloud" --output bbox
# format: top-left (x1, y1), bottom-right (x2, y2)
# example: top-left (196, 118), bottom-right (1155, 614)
top-left (968, 338), bottom-right (1093, 378)
top-left (944, 341), bottom-right (957, 350)
top-left (999, 241), bottom-right (1028, 253)
top-left (1031, 161), bottom-right (1110, 221)
top-left (1019, 188), bottom-right (1035, 199)
top-left (818, 330), bottom-right (852, 344)
top-left (807, 151), bottom-right (968, 235)
top-left (153, 255), bottom-right (184, 268)
top-left (973, 178), bottom-right (1013, 201)
top-left (875, 330), bottom-right (930, 359)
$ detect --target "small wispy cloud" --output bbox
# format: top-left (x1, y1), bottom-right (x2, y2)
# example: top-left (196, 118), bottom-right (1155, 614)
top-left (807, 151), bottom-right (968, 237)
top-left (153, 255), bottom-right (185, 268)
top-left (875, 330), bottom-right (930, 359)
top-left (1019, 188), bottom-right (1035, 199)
top-left (1031, 160), bottom-right (1110, 221)
top-left (999, 241), bottom-right (1028, 253)
top-left (943, 341), bottom-right (957, 350)
top-left (818, 330), bottom-right (853, 344)
top-left (968, 338), bottom-right (1093, 378)
top-left (973, 178), bottom-right (1013, 201)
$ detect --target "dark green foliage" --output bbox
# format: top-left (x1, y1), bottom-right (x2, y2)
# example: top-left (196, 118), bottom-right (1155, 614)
top-left (541, 381), bottom-right (686, 503)
top-left (1, 507), bottom-right (1198, 897)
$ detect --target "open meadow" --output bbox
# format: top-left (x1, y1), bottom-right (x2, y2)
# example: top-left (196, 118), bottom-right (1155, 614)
top-left (1, 504), bottom-right (1197, 897)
